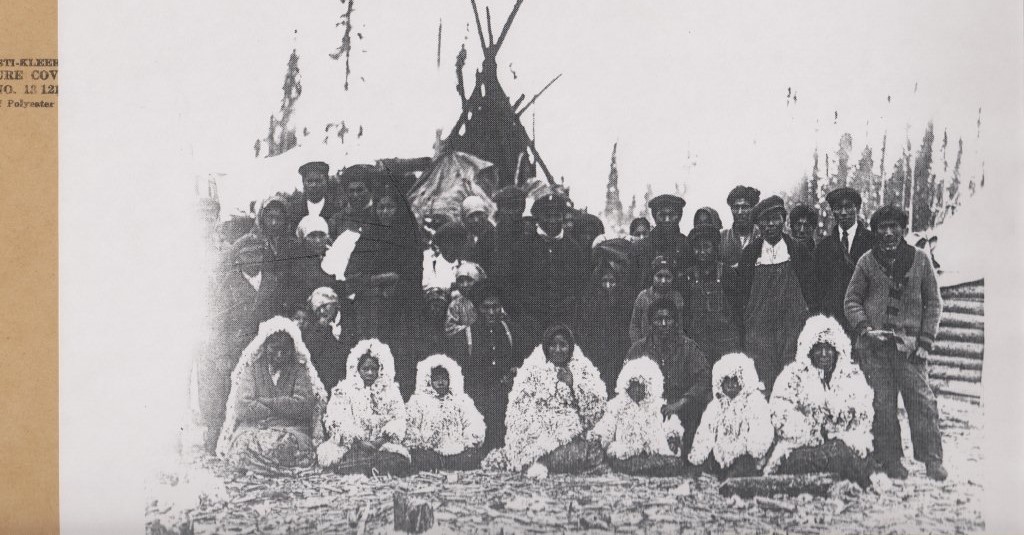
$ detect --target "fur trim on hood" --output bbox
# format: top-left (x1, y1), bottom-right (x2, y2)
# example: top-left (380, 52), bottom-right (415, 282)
top-left (317, 339), bottom-right (409, 467)
top-left (216, 316), bottom-right (329, 458)
top-left (688, 353), bottom-right (774, 468)
top-left (405, 354), bottom-right (486, 455)
top-left (483, 344), bottom-right (607, 472)
top-left (765, 315), bottom-right (875, 473)
top-left (591, 357), bottom-right (685, 459)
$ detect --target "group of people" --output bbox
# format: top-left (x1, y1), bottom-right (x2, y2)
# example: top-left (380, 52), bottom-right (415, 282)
top-left (197, 161), bottom-right (947, 485)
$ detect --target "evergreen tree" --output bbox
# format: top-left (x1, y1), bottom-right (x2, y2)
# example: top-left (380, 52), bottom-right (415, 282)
top-left (603, 142), bottom-right (624, 226)
top-left (256, 50), bottom-right (301, 158)
top-left (911, 122), bottom-right (935, 231)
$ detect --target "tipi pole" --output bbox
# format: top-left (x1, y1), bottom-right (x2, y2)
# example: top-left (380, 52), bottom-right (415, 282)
top-left (516, 73), bottom-right (562, 117)
top-left (495, 0), bottom-right (525, 51)
top-left (470, 0), bottom-right (488, 53)
top-left (485, 7), bottom-right (495, 47)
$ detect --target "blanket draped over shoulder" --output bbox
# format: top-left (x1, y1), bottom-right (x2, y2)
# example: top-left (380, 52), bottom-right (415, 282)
top-left (483, 345), bottom-right (607, 472)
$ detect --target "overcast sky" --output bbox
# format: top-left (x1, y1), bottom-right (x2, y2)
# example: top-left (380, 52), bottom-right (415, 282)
top-left (144, 0), bottom-right (1023, 224)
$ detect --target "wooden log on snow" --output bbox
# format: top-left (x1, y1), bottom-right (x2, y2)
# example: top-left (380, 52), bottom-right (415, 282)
top-left (936, 326), bottom-right (985, 344)
top-left (940, 281), bottom-right (984, 300)
top-left (718, 474), bottom-right (838, 499)
top-left (754, 496), bottom-right (797, 513)
top-left (928, 354), bottom-right (984, 370)
top-left (928, 366), bottom-right (982, 383)
top-left (932, 340), bottom-right (984, 359)
top-left (940, 312), bottom-right (984, 330)
top-left (943, 300), bottom-right (984, 315)
top-left (393, 491), bottom-right (434, 533)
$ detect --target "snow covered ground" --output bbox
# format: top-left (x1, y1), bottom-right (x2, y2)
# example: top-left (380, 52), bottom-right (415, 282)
top-left (153, 396), bottom-right (983, 534)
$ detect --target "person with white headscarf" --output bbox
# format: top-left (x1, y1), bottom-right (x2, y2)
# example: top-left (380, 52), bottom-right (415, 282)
top-left (405, 354), bottom-right (487, 471)
top-left (215, 317), bottom-right (329, 476)
top-left (316, 339), bottom-right (412, 476)
top-left (301, 287), bottom-right (356, 392)
top-left (482, 325), bottom-right (607, 479)
top-left (589, 357), bottom-right (689, 476)
top-left (765, 315), bottom-right (875, 486)
top-left (688, 353), bottom-right (775, 478)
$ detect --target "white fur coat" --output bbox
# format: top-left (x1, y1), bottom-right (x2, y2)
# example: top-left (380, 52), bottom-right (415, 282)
top-left (405, 354), bottom-right (486, 455)
top-left (589, 357), bottom-right (685, 459)
top-left (483, 344), bottom-right (607, 471)
top-left (317, 339), bottom-right (409, 467)
top-left (765, 315), bottom-right (875, 473)
top-left (687, 353), bottom-right (775, 468)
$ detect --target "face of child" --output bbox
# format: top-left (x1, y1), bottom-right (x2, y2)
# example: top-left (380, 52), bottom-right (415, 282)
top-left (479, 297), bottom-right (503, 325)
top-left (809, 342), bottom-right (839, 376)
top-left (456, 275), bottom-right (475, 295)
top-left (304, 231), bottom-right (331, 255)
top-left (315, 302), bottom-right (339, 325)
top-left (631, 222), bottom-right (650, 241)
top-left (430, 368), bottom-right (450, 397)
top-left (695, 211), bottom-right (713, 227)
top-left (545, 333), bottom-right (573, 367)
top-left (237, 247), bottom-right (265, 277)
top-left (790, 217), bottom-right (814, 243)
top-left (426, 291), bottom-right (449, 317)
top-left (465, 211), bottom-right (489, 235)
top-left (653, 268), bottom-right (674, 293)
top-left (651, 308), bottom-right (676, 339)
top-left (694, 239), bottom-right (719, 265)
top-left (376, 195), bottom-right (398, 227)
top-left (358, 355), bottom-right (380, 387)
top-left (261, 205), bottom-right (287, 236)
top-left (626, 379), bottom-right (647, 404)
top-left (291, 309), bottom-right (308, 329)
top-left (721, 375), bottom-right (742, 399)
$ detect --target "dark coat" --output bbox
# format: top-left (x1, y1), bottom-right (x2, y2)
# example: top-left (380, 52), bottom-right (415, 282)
top-left (504, 232), bottom-right (588, 330)
top-left (812, 222), bottom-right (875, 331)
top-left (463, 222), bottom-right (497, 275)
top-left (216, 270), bottom-right (285, 361)
top-left (736, 234), bottom-right (815, 312)
top-left (284, 191), bottom-right (342, 234)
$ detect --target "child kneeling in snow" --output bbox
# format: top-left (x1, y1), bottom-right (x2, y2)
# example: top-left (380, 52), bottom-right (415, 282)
top-left (765, 315), bottom-right (875, 486)
top-left (316, 339), bottom-right (412, 476)
top-left (589, 357), bottom-right (690, 477)
top-left (405, 354), bottom-right (487, 471)
top-left (687, 353), bottom-right (775, 478)
top-left (482, 325), bottom-right (608, 478)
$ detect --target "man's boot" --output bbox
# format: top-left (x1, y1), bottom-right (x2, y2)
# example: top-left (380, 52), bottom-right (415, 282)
top-left (925, 461), bottom-right (948, 481)
top-left (883, 459), bottom-right (909, 480)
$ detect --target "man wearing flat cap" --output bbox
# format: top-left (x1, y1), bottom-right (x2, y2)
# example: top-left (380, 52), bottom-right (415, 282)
top-left (627, 193), bottom-right (695, 302)
top-left (736, 195), bottom-right (813, 392)
top-left (812, 187), bottom-right (875, 332)
top-left (328, 164), bottom-right (379, 237)
top-left (502, 193), bottom-right (588, 331)
top-left (722, 185), bottom-right (762, 268)
top-left (844, 205), bottom-right (945, 481)
top-left (287, 161), bottom-right (341, 234)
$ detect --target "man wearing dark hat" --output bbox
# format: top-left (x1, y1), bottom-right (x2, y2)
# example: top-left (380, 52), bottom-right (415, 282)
top-left (287, 161), bottom-right (341, 233)
top-left (502, 193), bottom-right (588, 331)
top-left (721, 186), bottom-right (761, 268)
top-left (736, 195), bottom-right (813, 392)
top-left (845, 205), bottom-right (946, 481)
top-left (328, 164), bottom-right (379, 237)
top-left (627, 193), bottom-right (695, 301)
top-left (812, 187), bottom-right (875, 331)
top-left (788, 203), bottom-right (819, 254)
top-left (682, 223), bottom-right (744, 362)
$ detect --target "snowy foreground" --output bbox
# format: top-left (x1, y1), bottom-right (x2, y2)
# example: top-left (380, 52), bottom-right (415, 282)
top-left (151, 397), bottom-right (983, 534)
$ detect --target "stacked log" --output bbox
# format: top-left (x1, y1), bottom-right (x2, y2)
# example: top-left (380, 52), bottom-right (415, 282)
top-left (930, 280), bottom-right (984, 400)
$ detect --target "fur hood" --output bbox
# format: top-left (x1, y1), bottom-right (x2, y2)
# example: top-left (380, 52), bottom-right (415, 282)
top-left (592, 357), bottom-right (685, 459)
top-left (483, 344), bottom-right (607, 472)
top-left (216, 316), bottom-right (329, 458)
top-left (405, 354), bottom-right (486, 455)
top-left (688, 353), bottom-right (774, 468)
top-left (414, 354), bottom-right (466, 398)
top-left (317, 339), bottom-right (408, 467)
top-left (765, 315), bottom-right (874, 473)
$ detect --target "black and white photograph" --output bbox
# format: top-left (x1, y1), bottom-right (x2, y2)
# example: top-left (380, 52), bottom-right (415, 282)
top-left (56, 0), bottom-right (1024, 532)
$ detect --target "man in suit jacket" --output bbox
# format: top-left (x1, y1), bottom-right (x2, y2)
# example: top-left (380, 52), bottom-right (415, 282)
top-left (812, 187), bottom-right (875, 332)
top-left (286, 161), bottom-right (341, 235)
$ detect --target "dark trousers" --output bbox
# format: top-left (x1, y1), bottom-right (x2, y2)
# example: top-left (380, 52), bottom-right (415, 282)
top-left (859, 341), bottom-right (943, 465)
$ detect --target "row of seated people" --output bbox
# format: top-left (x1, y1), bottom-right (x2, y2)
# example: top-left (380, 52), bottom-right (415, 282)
top-left (215, 313), bottom-right (875, 487)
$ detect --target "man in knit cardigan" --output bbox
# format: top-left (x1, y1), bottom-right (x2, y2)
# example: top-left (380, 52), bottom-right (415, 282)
top-left (844, 205), bottom-right (946, 481)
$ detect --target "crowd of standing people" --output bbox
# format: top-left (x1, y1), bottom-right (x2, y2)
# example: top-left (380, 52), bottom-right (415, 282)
top-left (196, 161), bottom-right (947, 484)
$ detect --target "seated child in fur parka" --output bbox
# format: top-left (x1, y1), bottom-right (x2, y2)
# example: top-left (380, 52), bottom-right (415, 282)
top-left (688, 352), bottom-right (775, 478)
top-left (482, 325), bottom-right (608, 479)
top-left (765, 315), bottom-right (875, 486)
top-left (589, 356), bottom-right (690, 477)
top-left (316, 339), bottom-right (412, 476)
top-left (405, 354), bottom-right (487, 471)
